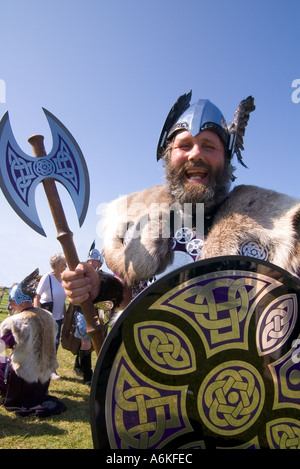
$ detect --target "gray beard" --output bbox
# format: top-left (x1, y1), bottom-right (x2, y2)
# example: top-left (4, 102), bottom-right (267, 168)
top-left (164, 159), bottom-right (233, 213)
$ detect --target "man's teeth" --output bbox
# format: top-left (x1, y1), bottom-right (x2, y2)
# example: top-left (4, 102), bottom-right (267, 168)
top-left (187, 171), bottom-right (207, 179)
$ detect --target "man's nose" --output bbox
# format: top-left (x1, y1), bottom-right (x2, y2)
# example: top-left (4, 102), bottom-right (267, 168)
top-left (188, 144), bottom-right (202, 162)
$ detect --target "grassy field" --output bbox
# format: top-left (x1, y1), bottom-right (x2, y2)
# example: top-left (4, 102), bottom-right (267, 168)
top-left (0, 307), bottom-right (96, 450)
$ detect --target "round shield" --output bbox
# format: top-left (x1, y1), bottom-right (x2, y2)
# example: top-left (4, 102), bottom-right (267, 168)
top-left (90, 256), bottom-right (300, 450)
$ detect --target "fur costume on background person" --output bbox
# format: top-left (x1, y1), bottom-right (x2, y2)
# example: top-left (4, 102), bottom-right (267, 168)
top-left (0, 269), bottom-right (66, 417)
top-left (101, 184), bottom-right (300, 287)
top-left (0, 307), bottom-right (58, 384)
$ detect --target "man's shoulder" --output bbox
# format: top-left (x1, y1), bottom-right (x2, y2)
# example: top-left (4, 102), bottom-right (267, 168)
top-left (225, 184), bottom-right (300, 217)
top-left (229, 184), bottom-right (300, 204)
top-left (107, 185), bottom-right (170, 210)
top-left (121, 184), bottom-right (168, 201)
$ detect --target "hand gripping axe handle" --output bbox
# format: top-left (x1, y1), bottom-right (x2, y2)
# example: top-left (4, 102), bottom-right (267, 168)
top-left (28, 134), bottom-right (104, 355)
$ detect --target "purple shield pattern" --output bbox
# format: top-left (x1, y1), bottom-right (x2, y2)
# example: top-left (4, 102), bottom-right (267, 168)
top-left (90, 256), bottom-right (300, 450)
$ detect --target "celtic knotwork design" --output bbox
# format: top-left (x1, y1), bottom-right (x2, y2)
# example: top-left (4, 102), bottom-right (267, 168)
top-left (240, 240), bottom-right (269, 260)
top-left (106, 345), bottom-right (192, 449)
top-left (134, 321), bottom-right (196, 374)
top-left (0, 108), bottom-right (89, 237)
top-left (7, 144), bottom-right (36, 205)
top-left (269, 348), bottom-right (300, 410)
top-left (198, 361), bottom-right (265, 436)
top-left (13, 287), bottom-right (32, 305)
top-left (53, 136), bottom-right (79, 190)
top-left (91, 259), bottom-right (300, 449)
top-left (266, 419), bottom-right (300, 449)
top-left (34, 158), bottom-right (55, 177)
top-left (6, 136), bottom-right (79, 207)
top-left (257, 294), bottom-right (298, 356)
top-left (150, 271), bottom-right (281, 357)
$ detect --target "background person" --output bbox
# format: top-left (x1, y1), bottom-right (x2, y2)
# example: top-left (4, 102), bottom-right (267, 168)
top-left (0, 269), bottom-right (66, 417)
top-left (34, 253), bottom-right (67, 378)
top-left (73, 245), bottom-right (104, 385)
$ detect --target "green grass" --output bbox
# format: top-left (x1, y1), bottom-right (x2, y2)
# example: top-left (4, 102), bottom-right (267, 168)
top-left (0, 289), bottom-right (9, 315)
top-left (0, 309), bottom-right (96, 449)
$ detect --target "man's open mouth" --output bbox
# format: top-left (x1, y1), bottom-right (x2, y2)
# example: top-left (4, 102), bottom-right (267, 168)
top-left (185, 168), bottom-right (208, 182)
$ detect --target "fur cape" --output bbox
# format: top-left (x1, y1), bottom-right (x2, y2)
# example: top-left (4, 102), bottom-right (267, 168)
top-left (0, 307), bottom-right (58, 384)
top-left (101, 184), bottom-right (300, 286)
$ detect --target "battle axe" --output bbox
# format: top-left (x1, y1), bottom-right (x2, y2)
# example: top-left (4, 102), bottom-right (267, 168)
top-left (0, 109), bottom-right (104, 354)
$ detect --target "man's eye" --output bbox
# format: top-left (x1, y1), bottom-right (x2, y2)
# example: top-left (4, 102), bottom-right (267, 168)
top-left (179, 144), bottom-right (192, 150)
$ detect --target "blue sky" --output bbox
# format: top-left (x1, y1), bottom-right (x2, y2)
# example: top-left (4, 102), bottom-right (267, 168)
top-left (0, 0), bottom-right (299, 286)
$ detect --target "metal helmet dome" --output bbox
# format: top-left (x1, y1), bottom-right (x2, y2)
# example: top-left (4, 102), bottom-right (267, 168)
top-left (157, 90), bottom-right (255, 167)
top-left (167, 98), bottom-right (230, 150)
top-left (88, 248), bottom-right (104, 263)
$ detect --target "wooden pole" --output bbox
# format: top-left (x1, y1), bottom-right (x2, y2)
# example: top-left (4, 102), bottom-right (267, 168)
top-left (28, 134), bottom-right (104, 355)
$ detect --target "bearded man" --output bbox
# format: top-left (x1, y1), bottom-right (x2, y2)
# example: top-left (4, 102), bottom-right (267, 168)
top-left (62, 91), bottom-right (300, 320)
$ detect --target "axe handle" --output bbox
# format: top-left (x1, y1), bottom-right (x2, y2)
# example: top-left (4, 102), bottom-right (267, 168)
top-left (28, 134), bottom-right (104, 355)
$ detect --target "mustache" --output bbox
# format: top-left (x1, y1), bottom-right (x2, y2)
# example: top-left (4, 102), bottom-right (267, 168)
top-left (184, 161), bottom-right (211, 171)
top-left (177, 160), bottom-right (211, 178)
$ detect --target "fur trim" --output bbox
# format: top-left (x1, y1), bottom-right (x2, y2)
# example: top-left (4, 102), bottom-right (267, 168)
top-left (0, 308), bottom-right (58, 384)
top-left (101, 184), bottom-right (300, 284)
top-left (102, 185), bottom-right (174, 286)
top-left (201, 185), bottom-right (300, 276)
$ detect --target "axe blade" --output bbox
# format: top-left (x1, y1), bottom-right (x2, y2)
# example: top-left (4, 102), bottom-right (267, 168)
top-left (0, 111), bottom-right (45, 235)
top-left (0, 109), bottom-right (90, 236)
